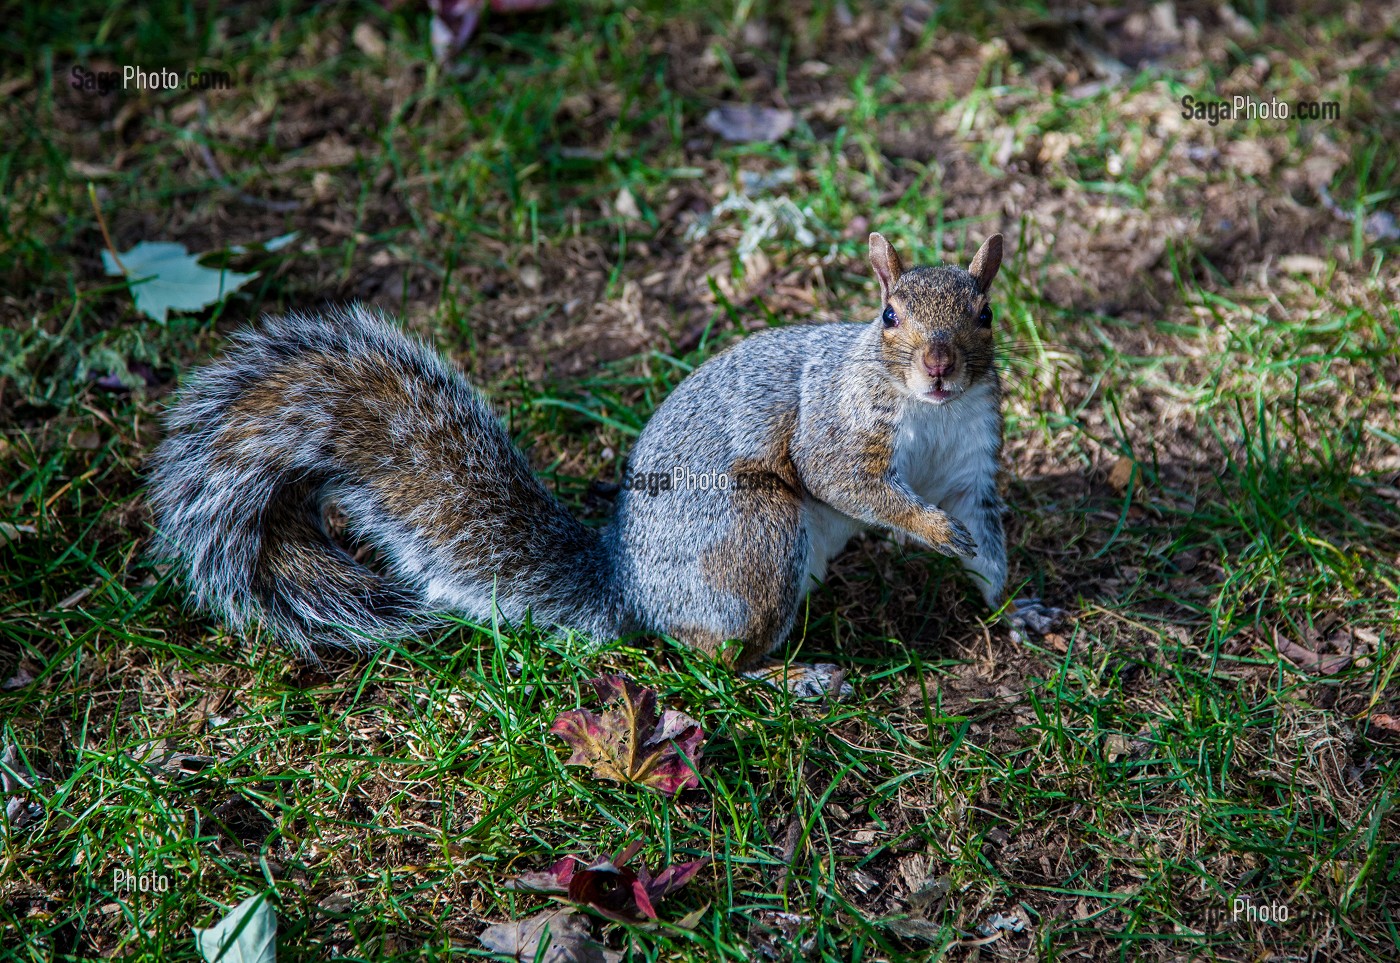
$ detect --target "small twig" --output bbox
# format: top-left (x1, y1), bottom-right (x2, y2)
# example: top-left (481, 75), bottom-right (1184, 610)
top-left (88, 183), bottom-right (125, 274)
top-left (194, 138), bottom-right (301, 214)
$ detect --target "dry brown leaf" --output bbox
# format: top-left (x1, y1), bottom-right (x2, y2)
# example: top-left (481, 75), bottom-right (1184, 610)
top-left (1107, 456), bottom-right (1135, 493)
top-left (1366, 714), bottom-right (1400, 741)
top-left (479, 908), bottom-right (613, 963)
top-left (1273, 636), bottom-right (1352, 675)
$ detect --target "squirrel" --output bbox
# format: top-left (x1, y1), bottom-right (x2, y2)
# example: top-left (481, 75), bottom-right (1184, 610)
top-left (148, 233), bottom-right (1063, 696)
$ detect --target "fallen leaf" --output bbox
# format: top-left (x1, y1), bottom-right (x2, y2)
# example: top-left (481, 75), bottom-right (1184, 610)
top-left (1366, 714), bottom-right (1400, 741)
top-left (748, 910), bottom-right (815, 959)
top-left (94, 360), bottom-right (161, 392)
top-left (479, 908), bottom-right (611, 963)
top-left (193, 893), bottom-right (276, 963)
top-left (1103, 732), bottom-right (1131, 763)
top-left (227, 232), bottom-right (299, 255)
top-left (551, 675), bottom-right (704, 795)
top-left (140, 748), bottom-right (219, 780)
top-left (673, 904), bottom-right (708, 929)
top-left (1223, 140), bottom-right (1272, 177)
top-left (1107, 456), bottom-right (1135, 493)
top-left (0, 744), bottom-right (48, 792)
top-left (0, 522), bottom-right (37, 546)
top-left (566, 854), bottom-right (647, 921)
top-left (102, 242), bottom-right (258, 324)
top-left (0, 746), bottom-right (46, 835)
top-left (4, 796), bottom-right (43, 831)
top-left (316, 892), bottom-right (354, 914)
top-left (880, 916), bottom-right (945, 943)
top-left (1172, 549), bottom-right (1202, 573)
top-left (976, 910), bottom-right (1027, 937)
top-left (1273, 635), bottom-right (1352, 675)
top-left (1299, 153), bottom-right (1341, 190)
top-left (1, 667), bottom-right (35, 691)
top-left (703, 105), bottom-right (795, 143)
top-left (162, 752), bottom-right (218, 775)
top-left (505, 856), bottom-right (577, 894)
top-left (507, 842), bottom-right (709, 923)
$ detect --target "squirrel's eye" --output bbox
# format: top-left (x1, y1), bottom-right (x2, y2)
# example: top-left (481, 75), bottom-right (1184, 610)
top-left (882, 305), bottom-right (899, 328)
top-left (977, 304), bottom-right (993, 327)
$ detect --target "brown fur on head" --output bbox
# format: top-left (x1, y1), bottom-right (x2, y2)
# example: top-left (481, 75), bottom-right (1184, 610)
top-left (868, 232), bottom-right (1003, 405)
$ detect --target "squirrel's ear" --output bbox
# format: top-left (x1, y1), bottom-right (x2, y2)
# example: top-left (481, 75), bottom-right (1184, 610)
top-left (968, 233), bottom-right (1003, 293)
top-left (868, 232), bottom-right (904, 301)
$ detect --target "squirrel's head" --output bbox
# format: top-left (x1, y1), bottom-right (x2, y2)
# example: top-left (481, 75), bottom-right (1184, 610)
top-left (867, 231), bottom-right (1003, 405)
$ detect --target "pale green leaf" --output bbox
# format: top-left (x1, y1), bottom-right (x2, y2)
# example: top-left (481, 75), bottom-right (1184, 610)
top-left (102, 241), bottom-right (257, 323)
top-left (227, 232), bottom-right (299, 255)
top-left (193, 893), bottom-right (276, 963)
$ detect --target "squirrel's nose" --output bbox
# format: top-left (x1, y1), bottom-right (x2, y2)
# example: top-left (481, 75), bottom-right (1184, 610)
top-left (922, 343), bottom-right (955, 379)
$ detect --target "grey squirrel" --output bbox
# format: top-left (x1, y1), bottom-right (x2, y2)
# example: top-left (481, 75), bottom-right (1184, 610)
top-left (148, 233), bottom-right (1063, 696)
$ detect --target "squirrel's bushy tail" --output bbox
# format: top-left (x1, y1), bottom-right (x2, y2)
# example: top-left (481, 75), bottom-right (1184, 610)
top-left (147, 306), bottom-right (621, 654)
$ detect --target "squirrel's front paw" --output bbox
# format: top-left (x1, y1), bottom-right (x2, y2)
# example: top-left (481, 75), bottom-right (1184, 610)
top-left (929, 514), bottom-right (978, 559)
top-left (1006, 597), bottom-right (1068, 643)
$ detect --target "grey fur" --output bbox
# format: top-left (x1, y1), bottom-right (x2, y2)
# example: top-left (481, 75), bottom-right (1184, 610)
top-left (150, 242), bottom-right (1017, 671)
top-left (148, 305), bottom-right (619, 655)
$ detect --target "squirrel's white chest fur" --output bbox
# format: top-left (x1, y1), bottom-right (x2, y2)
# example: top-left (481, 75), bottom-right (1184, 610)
top-left (893, 380), bottom-right (1001, 501)
top-left (801, 381), bottom-right (1001, 592)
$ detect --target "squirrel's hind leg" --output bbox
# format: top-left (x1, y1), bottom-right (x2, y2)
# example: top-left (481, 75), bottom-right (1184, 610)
top-left (672, 474), bottom-right (851, 699)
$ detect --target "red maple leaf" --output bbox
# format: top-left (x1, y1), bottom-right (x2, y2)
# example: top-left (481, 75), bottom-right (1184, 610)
top-left (508, 841), bottom-right (709, 922)
top-left (550, 675), bottom-right (704, 796)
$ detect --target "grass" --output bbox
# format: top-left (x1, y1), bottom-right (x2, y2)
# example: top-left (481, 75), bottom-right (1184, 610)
top-left (2, 0), bottom-right (1399, 960)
